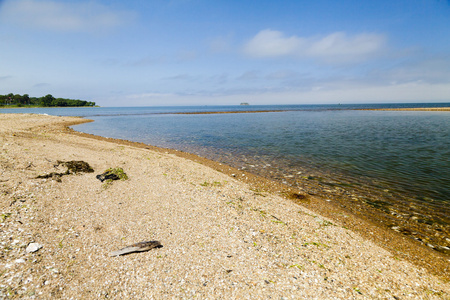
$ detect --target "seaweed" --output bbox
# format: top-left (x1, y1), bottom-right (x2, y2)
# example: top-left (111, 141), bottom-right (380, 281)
top-left (59, 160), bottom-right (94, 174)
top-left (284, 192), bottom-right (309, 203)
top-left (96, 168), bottom-right (128, 183)
top-left (36, 160), bottom-right (94, 181)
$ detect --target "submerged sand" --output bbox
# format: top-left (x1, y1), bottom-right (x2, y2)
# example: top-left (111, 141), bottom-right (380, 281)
top-left (0, 113), bottom-right (449, 299)
top-left (362, 107), bottom-right (450, 111)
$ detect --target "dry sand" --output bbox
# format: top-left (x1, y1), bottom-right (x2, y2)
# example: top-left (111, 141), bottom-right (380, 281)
top-left (1, 113), bottom-right (449, 299)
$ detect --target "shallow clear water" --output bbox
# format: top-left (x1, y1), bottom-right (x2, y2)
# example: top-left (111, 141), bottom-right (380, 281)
top-left (2, 104), bottom-right (450, 252)
top-left (63, 109), bottom-right (448, 198)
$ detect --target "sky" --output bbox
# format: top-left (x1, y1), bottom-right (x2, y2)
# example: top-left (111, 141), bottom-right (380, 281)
top-left (1, 0), bottom-right (450, 106)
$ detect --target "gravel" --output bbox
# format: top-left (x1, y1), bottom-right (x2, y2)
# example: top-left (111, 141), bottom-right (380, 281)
top-left (0, 113), bottom-right (448, 299)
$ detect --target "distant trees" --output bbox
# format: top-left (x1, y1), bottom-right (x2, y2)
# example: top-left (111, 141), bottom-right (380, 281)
top-left (0, 93), bottom-right (95, 107)
top-left (40, 94), bottom-right (54, 107)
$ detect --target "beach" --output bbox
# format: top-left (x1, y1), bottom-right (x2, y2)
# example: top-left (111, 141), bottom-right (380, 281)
top-left (1, 114), bottom-right (449, 299)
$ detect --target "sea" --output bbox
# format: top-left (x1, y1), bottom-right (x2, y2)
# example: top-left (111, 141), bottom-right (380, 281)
top-left (2, 103), bottom-right (449, 254)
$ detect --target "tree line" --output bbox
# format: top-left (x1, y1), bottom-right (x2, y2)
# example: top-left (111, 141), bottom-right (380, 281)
top-left (0, 93), bottom-right (96, 107)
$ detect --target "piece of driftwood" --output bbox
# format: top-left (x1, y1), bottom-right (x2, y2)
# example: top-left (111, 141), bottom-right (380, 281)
top-left (109, 241), bottom-right (162, 257)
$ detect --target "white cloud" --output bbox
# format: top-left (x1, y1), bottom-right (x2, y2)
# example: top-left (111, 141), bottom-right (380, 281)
top-left (272, 81), bottom-right (450, 104)
top-left (306, 32), bottom-right (386, 62)
top-left (102, 81), bottom-right (450, 106)
top-left (377, 56), bottom-right (450, 84)
top-left (243, 30), bottom-right (304, 58)
top-left (243, 29), bottom-right (386, 64)
top-left (0, 0), bottom-right (135, 32)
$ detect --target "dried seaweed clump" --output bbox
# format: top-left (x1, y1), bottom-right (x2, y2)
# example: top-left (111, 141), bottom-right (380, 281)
top-left (96, 168), bottom-right (128, 183)
top-left (36, 160), bottom-right (94, 181)
top-left (60, 160), bottom-right (94, 174)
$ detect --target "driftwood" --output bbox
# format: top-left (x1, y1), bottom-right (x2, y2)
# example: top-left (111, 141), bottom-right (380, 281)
top-left (110, 241), bottom-right (162, 257)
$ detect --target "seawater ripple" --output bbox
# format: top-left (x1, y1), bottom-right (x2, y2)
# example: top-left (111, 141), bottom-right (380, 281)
top-left (2, 104), bottom-right (449, 254)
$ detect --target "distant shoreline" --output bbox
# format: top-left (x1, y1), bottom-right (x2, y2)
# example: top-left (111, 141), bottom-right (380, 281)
top-left (168, 107), bottom-right (450, 114)
top-left (1, 105), bottom-right (449, 114)
top-left (358, 107), bottom-right (450, 111)
top-left (0, 105), bottom-right (99, 109)
top-left (172, 110), bottom-right (286, 115)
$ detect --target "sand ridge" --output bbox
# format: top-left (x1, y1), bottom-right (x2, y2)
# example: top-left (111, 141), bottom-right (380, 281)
top-left (0, 114), bottom-right (449, 299)
top-left (360, 107), bottom-right (450, 111)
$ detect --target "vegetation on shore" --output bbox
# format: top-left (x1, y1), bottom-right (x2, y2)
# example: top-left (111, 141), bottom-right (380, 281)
top-left (0, 93), bottom-right (95, 107)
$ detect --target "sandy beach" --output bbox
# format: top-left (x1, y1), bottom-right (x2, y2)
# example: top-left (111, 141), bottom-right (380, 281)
top-left (1, 113), bottom-right (449, 299)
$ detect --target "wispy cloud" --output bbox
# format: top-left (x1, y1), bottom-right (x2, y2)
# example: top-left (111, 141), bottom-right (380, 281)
top-left (209, 73), bottom-right (229, 85)
top-left (127, 56), bottom-right (166, 67)
top-left (374, 55), bottom-right (450, 85)
top-left (237, 71), bottom-right (260, 81)
top-left (32, 82), bottom-right (51, 88)
top-left (209, 33), bottom-right (234, 53)
top-left (126, 92), bottom-right (175, 100)
top-left (0, 75), bottom-right (12, 81)
top-left (243, 29), bottom-right (386, 64)
top-left (266, 70), bottom-right (300, 80)
top-left (0, 0), bottom-right (136, 33)
top-left (176, 50), bottom-right (197, 62)
top-left (164, 74), bottom-right (192, 81)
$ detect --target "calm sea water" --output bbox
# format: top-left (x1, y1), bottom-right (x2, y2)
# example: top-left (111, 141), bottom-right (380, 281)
top-left (2, 103), bottom-right (450, 252)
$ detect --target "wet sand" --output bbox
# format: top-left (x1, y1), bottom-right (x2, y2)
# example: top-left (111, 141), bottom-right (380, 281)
top-left (1, 113), bottom-right (449, 298)
top-left (361, 107), bottom-right (450, 111)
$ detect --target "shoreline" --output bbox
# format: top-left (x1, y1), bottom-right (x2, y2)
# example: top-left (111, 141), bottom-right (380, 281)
top-left (358, 107), bottom-right (450, 111)
top-left (67, 118), bottom-right (449, 276)
top-left (172, 107), bottom-right (450, 114)
top-left (172, 110), bottom-right (287, 114)
top-left (1, 114), bottom-right (449, 298)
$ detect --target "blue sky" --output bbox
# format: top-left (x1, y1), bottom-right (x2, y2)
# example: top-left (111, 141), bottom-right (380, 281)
top-left (1, 0), bottom-right (449, 106)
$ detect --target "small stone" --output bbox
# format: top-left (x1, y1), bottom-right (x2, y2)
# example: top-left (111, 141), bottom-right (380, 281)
top-left (15, 258), bottom-right (25, 264)
top-left (391, 226), bottom-right (401, 232)
top-left (26, 242), bottom-right (42, 253)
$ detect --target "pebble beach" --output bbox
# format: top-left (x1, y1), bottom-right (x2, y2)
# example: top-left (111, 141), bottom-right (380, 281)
top-left (1, 113), bottom-right (449, 299)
